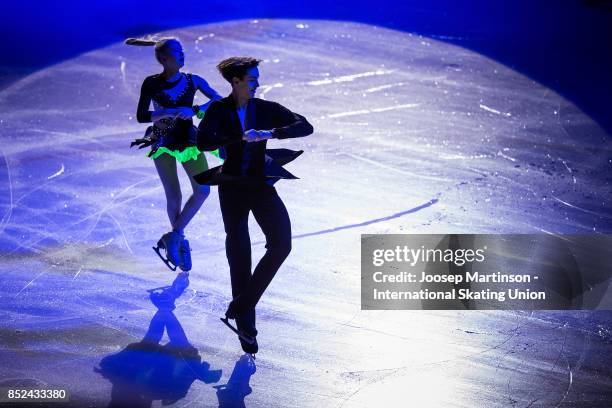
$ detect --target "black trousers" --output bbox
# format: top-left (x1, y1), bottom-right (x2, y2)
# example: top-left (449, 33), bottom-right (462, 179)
top-left (219, 182), bottom-right (292, 333)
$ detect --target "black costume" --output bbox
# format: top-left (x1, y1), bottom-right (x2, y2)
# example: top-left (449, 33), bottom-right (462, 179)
top-left (196, 96), bottom-right (313, 339)
top-left (135, 73), bottom-right (199, 158)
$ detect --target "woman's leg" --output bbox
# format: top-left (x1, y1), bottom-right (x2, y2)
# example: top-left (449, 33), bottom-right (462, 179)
top-left (175, 152), bottom-right (210, 233)
top-left (154, 154), bottom-right (182, 229)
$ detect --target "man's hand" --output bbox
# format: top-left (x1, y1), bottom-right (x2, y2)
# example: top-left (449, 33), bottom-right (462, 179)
top-left (243, 129), bottom-right (274, 142)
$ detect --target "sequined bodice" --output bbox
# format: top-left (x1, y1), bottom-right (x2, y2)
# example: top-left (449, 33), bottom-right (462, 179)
top-left (149, 73), bottom-right (196, 142)
top-left (151, 73), bottom-right (196, 109)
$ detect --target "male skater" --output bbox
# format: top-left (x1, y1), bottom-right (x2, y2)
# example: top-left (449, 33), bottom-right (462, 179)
top-left (196, 57), bottom-right (313, 354)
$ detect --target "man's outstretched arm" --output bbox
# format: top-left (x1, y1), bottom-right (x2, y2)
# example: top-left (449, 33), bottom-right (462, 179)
top-left (271, 103), bottom-right (314, 139)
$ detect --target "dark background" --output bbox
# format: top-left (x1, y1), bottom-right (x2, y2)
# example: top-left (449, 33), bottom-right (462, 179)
top-left (1, 0), bottom-right (611, 134)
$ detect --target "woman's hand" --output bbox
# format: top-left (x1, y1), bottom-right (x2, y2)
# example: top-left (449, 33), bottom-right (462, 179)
top-left (151, 108), bottom-right (179, 122)
top-left (175, 107), bottom-right (195, 120)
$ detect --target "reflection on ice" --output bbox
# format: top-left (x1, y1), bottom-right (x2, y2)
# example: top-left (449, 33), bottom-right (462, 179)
top-left (96, 273), bottom-right (223, 406)
top-left (0, 18), bottom-right (610, 407)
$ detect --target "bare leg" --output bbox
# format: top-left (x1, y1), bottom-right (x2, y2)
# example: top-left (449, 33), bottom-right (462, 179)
top-left (154, 154), bottom-right (182, 229)
top-left (175, 153), bottom-right (210, 233)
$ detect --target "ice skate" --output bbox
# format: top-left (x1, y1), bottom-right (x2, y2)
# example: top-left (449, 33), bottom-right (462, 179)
top-left (238, 325), bottom-right (258, 355)
top-left (220, 300), bottom-right (258, 353)
top-left (220, 316), bottom-right (257, 348)
top-left (153, 231), bottom-right (183, 271)
top-left (178, 238), bottom-right (192, 272)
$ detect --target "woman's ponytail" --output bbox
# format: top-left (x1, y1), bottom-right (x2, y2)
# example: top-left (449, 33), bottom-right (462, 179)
top-left (124, 38), bottom-right (157, 46)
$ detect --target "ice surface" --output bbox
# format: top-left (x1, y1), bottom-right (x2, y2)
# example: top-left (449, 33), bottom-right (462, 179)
top-left (0, 20), bottom-right (611, 407)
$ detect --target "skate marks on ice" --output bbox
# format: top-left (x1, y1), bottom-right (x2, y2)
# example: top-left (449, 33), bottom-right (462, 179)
top-left (0, 18), bottom-right (611, 260)
top-left (0, 19), bottom-right (611, 407)
top-left (328, 310), bottom-right (612, 407)
top-left (0, 260), bottom-right (236, 406)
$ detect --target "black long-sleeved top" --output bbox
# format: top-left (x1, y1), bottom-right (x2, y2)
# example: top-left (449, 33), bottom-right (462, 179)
top-left (197, 96), bottom-right (313, 177)
top-left (136, 73), bottom-right (198, 151)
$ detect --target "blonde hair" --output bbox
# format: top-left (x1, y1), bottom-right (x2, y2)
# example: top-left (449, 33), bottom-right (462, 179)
top-left (125, 37), bottom-right (182, 64)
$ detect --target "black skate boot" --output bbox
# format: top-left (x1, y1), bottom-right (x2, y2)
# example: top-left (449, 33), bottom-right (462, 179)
top-left (178, 238), bottom-right (192, 272)
top-left (237, 322), bottom-right (258, 355)
top-left (153, 231), bottom-right (183, 271)
top-left (220, 299), bottom-right (257, 351)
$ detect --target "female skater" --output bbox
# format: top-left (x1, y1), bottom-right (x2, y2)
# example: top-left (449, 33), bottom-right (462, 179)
top-left (126, 37), bottom-right (222, 271)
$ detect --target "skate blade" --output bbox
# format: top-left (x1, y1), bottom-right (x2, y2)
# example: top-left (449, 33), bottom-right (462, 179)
top-left (220, 317), bottom-right (256, 345)
top-left (152, 246), bottom-right (177, 271)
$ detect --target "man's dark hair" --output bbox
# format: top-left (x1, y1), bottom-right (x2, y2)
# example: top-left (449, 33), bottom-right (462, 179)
top-left (217, 57), bottom-right (261, 83)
